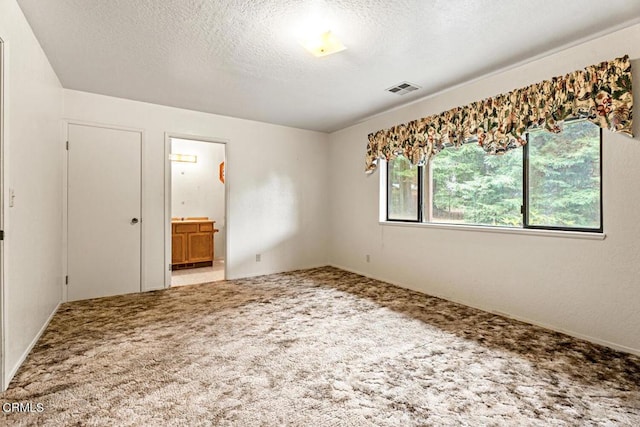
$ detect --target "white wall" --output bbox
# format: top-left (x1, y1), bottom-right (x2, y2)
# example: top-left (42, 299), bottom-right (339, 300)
top-left (171, 138), bottom-right (226, 259)
top-left (64, 89), bottom-right (329, 287)
top-left (0, 0), bottom-right (64, 389)
top-left (329, 24), bottom-right (640, 354)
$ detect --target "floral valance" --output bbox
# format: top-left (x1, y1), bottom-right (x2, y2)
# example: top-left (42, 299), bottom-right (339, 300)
top-left (366, 55), bottom-right (633, 173)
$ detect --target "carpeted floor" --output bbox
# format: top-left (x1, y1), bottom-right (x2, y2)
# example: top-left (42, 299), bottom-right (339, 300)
top-left (2, 266), bottom-right (639, 426)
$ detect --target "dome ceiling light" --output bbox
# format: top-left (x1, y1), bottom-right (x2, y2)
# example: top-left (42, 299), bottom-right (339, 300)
top-left (301, 30), bottom-right (346, 57)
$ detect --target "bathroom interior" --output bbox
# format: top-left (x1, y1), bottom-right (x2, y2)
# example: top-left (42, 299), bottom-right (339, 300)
top-left (170, 137), bottom-right (226, 286)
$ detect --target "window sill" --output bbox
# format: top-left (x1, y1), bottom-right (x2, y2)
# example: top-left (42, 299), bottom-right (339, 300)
top-left (379, 221), bottom-right (605, 240)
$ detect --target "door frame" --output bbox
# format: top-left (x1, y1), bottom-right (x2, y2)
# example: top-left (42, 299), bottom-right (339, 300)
top-left (63, 120), bottom-right (145, 302)
top-left (164, 132), bottom-right (229, 288)
top-left (0, 37), bottom-right (6, 391)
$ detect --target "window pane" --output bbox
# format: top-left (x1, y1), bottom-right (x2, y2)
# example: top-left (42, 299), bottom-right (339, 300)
top-left (527, 120), bottom-right (601, 229)
top-left (388, 155), bottom-right (419, 220)
top-left (431, 143), bottom-right (523, 227)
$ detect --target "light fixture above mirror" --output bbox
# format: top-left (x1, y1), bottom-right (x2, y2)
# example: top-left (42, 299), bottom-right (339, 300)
top-left (169, 154), bottom-right (197, 163)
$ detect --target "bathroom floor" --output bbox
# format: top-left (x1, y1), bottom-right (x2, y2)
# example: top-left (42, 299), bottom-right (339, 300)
top-left (171, 259), bottom-right (225, 287)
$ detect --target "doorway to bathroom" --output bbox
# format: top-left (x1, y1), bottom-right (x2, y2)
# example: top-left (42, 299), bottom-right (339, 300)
top-left (167, 136), bottom-right (227, 287)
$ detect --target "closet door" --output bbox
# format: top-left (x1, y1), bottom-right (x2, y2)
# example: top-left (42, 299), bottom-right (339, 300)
top-left (67, 123), bottom-right (142, 301)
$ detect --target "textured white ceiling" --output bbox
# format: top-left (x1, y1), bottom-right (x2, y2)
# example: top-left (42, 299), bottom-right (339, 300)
top-left (16, 0), bottom-right (640, 132)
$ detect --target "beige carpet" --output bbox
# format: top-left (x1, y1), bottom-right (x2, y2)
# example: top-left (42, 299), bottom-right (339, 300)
top-left (1, 267), bottom-right (639, 426)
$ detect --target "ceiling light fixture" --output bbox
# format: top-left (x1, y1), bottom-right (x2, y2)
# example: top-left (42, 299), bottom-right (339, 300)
top-left (301, 30), bottom-right (346, 57)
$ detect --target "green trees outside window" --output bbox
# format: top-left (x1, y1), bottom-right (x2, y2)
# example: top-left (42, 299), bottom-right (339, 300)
top-left (431, 142), bottom-right (522, 227)
top-left (387, 120), bottom-right (601, 231)
top-left (388, 155), bottom-right (420, 221)
top-left (527, 121), bottom-right (601, 229)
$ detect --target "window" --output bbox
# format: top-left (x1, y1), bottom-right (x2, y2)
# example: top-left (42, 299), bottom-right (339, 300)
top-left (387, 155), bottom-right (422, 221)
top-left (525, 121), bottom-right (601, 231)
top-left (386, 120), bottom-right (602, 232)
top-left (430, 142), bottom-right (523, 227)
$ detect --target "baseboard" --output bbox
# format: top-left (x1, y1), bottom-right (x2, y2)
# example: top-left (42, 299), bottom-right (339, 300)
top-left (328, 263), bottom-right (640, 357)
top-left (227, 263), bottom-right (330, 281)
top-left (4, 302), bottom-right (61, 389)
top-left (126, 263), bottom-right (331, 290)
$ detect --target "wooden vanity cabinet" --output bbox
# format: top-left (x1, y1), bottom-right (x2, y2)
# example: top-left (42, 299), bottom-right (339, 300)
top-left (171, 220), bottom-right (216, 269)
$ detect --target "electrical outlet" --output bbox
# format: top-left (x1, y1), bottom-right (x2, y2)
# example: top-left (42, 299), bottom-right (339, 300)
top-left (366, 254), bottom-right (370, 263)
top-left (9, 188), bottom-right (15, 207)
top-left (256, 254), bottom-right (261, 262)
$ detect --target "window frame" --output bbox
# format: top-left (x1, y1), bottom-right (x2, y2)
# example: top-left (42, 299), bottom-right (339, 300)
top-left (523, 126), bottom-right (603, 233)
top-left (384, 122), bottom-right (603, 233)
top-left (386, 156), bottom-right (424, 222)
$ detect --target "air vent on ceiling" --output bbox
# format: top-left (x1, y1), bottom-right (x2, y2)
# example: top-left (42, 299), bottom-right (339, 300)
top-left (386, 81), bottom-right (421, 95)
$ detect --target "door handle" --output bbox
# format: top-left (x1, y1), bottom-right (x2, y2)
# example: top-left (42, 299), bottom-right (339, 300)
top-left (131, 218), bottom-right (140, 225)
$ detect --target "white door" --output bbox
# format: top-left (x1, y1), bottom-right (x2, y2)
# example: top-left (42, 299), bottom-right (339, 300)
top-left (67, 124), bottom-right (142, 301)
